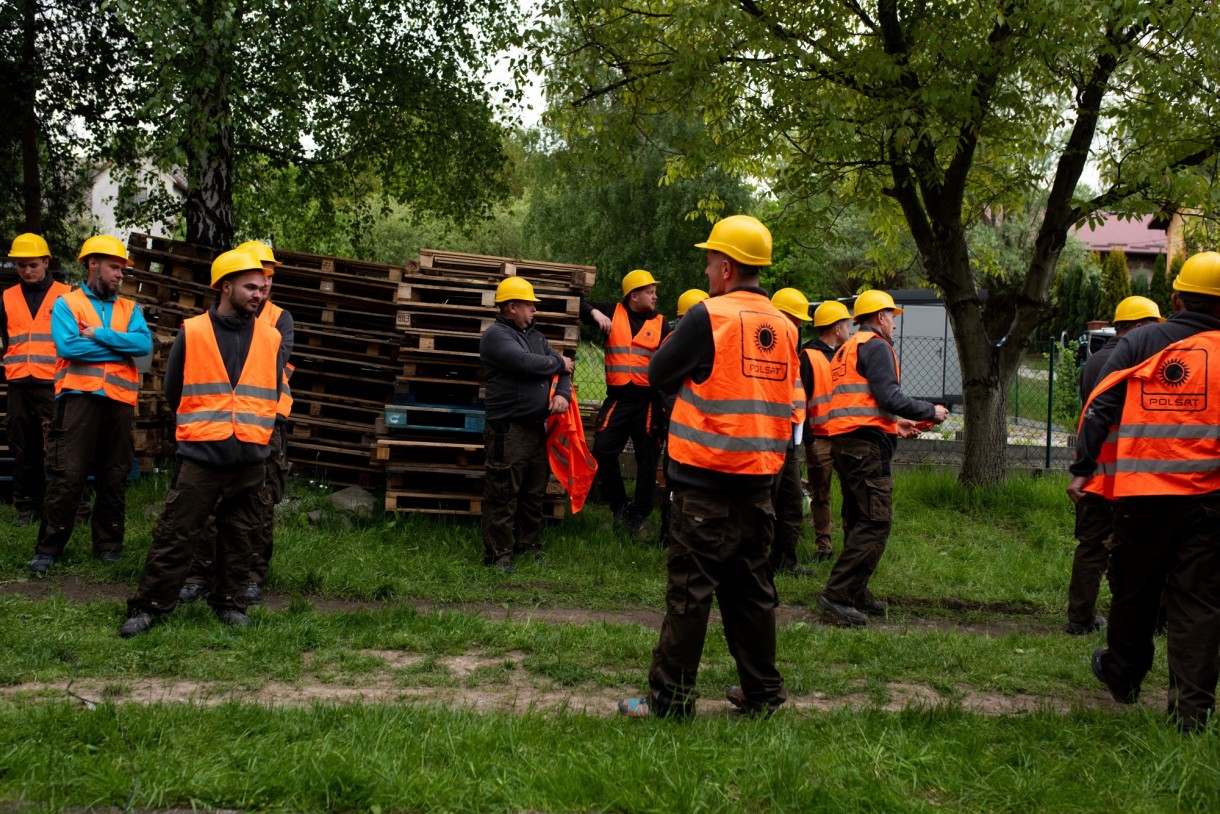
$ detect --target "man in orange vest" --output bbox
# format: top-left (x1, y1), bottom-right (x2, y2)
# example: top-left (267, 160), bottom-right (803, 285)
top-left (583, 269), bottom-right (671, 536)
top-left (804, 300), bottom-right (852, 562)
top-left (1068, 253), bottom-right (1220, 733)
top-left (179, 240), bottom-right (293, 606)
top-left (1065, 296), bottom-right (1163, 637)
top-left (3, 234), bottom-right (70, 526)
top-left (30, 236), bottom-right (151, 574)
top-left (619, 215), bottom-right (798, 720)
top-left (121, 249), bottom-right (284, 637)
top-left (769, 287), bottom-right (817, 577)
top-left (818, 290), bottom-right (947, 627)
top-left (480, 277), bottom-right (573, 573)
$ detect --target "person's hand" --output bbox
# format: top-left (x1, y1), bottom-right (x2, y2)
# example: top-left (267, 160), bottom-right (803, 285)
top-left (561, 355), bottom-right (575, 374)
top-left (1066, 475), bottom-right (1090, 504)
top-left (80, 325), bottom-right (97, 341)
top-left (896, 419), bottom-right (920, 439)
top-left (592, 309), bottom-right (612, 334)
top-left (549, 395), bottom-right (569, 415)
top-left (932, 404), bottom-right (949, 422)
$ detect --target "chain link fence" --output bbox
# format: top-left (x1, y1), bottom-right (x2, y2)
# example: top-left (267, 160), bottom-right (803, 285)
top-left (572, 326), bottom-right (1081, 474)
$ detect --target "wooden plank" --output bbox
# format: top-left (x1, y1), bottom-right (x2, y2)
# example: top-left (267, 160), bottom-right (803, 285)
top-left (384, 403), bottom-right (485, 434)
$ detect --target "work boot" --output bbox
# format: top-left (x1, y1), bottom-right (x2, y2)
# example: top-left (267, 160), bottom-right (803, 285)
top-left (1064, 615), bottom-right (1106, 636)
top-left (13, 511), bottom-right (34, 528)
top-left (120, 612), bottom-right (156, 638)
top-left (243, 582), bottom-right (263, 605)
top-left (724, 686), bottom-right (779, 718)
top-left (29, 553), bottom-right (54, 575)
top-left (96, 551), bottom-right (121, 564)
top-left (487, 560), bottom-right (515, 575)
top-left (1091, 647), bottom-right (1140, 705)
top-left (817, 594), bottom-right (868, 627)
top-left (178, 583), bottom-right (208, 604)
top-left (854, 597), bottom-right (889, 617)
top-left (216, 610), bottom-right (252, 628)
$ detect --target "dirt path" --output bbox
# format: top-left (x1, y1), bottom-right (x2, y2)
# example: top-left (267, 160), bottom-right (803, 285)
top-left (0, 647), bottom-right (1155, 718)
top-left (0, 576), bottom-right (1060, 638)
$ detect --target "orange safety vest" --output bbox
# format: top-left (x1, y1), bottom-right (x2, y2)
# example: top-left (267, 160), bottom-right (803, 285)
top-left (546, 378), bottom-right (598, 513)
top-left (824, 331), bottom-right (899, 436)
top-left (805, 347), bottom-right (834, 436)
top-left (1081, 330), bottom-right (1220, 499)
top-left (667, 290), bottom-right (796, 476)
top-left (176, 313), bottom-right (281, 445)
top-left (52, 288), bottom-right (140, 405)
top-left (258, 300), bottom-right (294, 418)
top-left (604, 303), bottom-right (663, 387)
top-left (4, 281), bottom-right (70, 381)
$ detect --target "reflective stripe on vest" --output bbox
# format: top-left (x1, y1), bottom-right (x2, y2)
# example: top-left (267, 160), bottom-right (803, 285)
top-left (3, 281), bottom-right (70, 381)
top-left (804, 347), bottom-right (834, 436)
top-left (52, 288), bottom-right (139, 405)
top-left (175, 313), bottom-right (281, 445)
top-left (667, 290), bottom-right (797, 476)
top-left (823, 331), bottom-right (899, 436)
top-left (258, 299), bottom-right (294, 418)
top-left (1082, 330), bottom-right (1220, 498)
top-left (604, 303), bottom-right (662, 387)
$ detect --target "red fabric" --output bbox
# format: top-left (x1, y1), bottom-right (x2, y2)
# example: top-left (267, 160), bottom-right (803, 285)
top-left (546, 379), bottom-right (598, 513)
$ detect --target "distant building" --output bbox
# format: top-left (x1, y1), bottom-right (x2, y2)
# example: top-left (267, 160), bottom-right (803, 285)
top-left (87, 163), bottom-right (187, 241)
top-left (1070, 209), bottom-right (1200, 279)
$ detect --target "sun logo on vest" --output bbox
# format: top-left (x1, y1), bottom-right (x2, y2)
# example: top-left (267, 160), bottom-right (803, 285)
top-left (1157, 357), bottom-right (1190, 388)
top-left (753, 322), bottom-right (777, 355)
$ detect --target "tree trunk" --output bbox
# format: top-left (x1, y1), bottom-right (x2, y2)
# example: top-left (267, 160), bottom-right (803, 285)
top-left (183, 98), bottom-right (234, 249)
top-left (19, 0), bottom-right (41, 233)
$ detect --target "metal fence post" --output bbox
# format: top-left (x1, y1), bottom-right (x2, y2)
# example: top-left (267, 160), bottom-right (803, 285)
top-left (1045, 341), bottom-right (1054, 470)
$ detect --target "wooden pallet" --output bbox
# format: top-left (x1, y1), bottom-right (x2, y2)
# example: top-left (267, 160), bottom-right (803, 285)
top-left (414, 248), bottom-right (595, 294)
top-left (392, 376), bottom-right (484, 407)
top-left (275, 249), bottom-right (405, 282)
top-left (373, 437), bottom-right (484, 467)
top-left (396, 310), bottom-right (580, 346)
top-left (383, 403), bottom-right (485, 434)
top-left (396, 278), bottom-right (579, 319)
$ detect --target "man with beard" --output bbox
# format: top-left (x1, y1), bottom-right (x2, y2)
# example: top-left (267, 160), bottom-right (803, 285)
top-left (30, 236), bottom-right (151, 574)
top-left (122, 249), bottom-right (283, 636)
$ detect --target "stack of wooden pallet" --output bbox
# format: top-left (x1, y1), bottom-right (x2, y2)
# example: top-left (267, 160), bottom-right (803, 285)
top-left (376, 248), bottom-right (594, 517)
top-left (123, 234), bottom-right (404, 486)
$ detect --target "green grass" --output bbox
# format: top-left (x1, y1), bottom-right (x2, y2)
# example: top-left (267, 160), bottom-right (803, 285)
top-left (0, 468), bottom-right (1212, 812)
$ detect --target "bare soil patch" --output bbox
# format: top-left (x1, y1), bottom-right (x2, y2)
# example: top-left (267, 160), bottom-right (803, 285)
top-left (0, 576), bottom-right (1060, 637)
top-left (0, 646), bottom-right (1156, 718)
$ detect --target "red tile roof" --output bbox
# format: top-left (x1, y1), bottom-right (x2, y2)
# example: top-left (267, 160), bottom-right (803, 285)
top-left (1071, 213), bottom-right (1166, 255)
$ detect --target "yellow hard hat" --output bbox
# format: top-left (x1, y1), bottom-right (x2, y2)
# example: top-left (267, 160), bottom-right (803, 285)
top-left (8, 233), bottom-right (51, 258)
top-left (771, 288), bottom-right (812, 321)
top-left (210, 249), bottom-right (263, 289)
top-left (621, 269), bottom-right (658, 297)
top-left (1112, 295), bottom-right (1164, 324)
top-left (495, 276), bottom-right (541, 303)
top-left (1174, 251), bottom-right (1220, 297)
top-left (236, 240), bottom-right (280, 274)
top-left (852, 290), bottom-right (904, 321)
top-left (694, 214), bottom-right (773, 266)
top-left (77, 235), bottom-right (133, 266)
top-left (676, 288), bottom-right (708, 317)
top-left (812, 300), bottom-right (852, 328)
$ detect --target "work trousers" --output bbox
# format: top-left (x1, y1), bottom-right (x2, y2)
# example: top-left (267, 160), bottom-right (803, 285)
top-left (481, 418), bottom-right (549, 565)
top-left (592, 395), bottom-right (661, 520)
top-left (769, 444), bottom-right (805, 571)
top-left (823, 435), bottom-right (892, 607)
top-left (1103, 494), bottom-right (1220, 731)
top-left (129, 457), bottom-right (266, 616)
top-left (648, 486), bottom-right (786, 717)
top-left (37, 394), bottom-right (133, 557)
top-left (5, 382), bottom-right (55, 514)
top-left (805, 435), bottom-right (835, 555)
top-left (185, 423), bottom-right (288, 589)
top-left (1068, 493), bottom-right (1114, 624)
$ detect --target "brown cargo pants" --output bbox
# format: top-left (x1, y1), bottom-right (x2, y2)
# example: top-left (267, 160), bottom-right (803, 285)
top-left (769, 443), bottom-right (805, 571)
top-left (481, 418), bottom-right (549, 565)
top-left (1068, 492), bottom-right (1114, 625)
top-left (805, 435), bottom-right (835, 555)
top-left (648, 486), bottom-right (786, 718)
top-left (5, 382), bottom-right (55, 514)
top-left (823, 435), bottom-right (892, 608)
